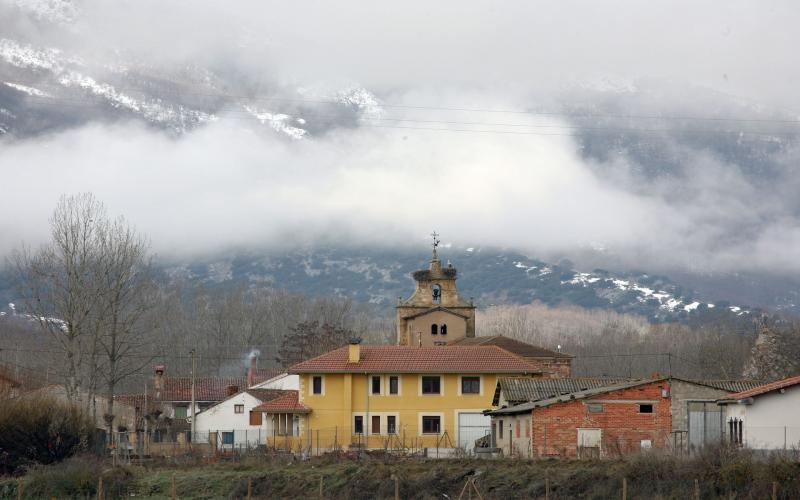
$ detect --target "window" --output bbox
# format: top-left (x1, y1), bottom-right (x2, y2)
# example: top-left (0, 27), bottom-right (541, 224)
top-left (222, 431), bottom-right (234, 445)
top-left (440, 324), bottom-right (447, 335)
top-left (461, 376), bottom-right (480, 394)
top-left (525, 418), bottom-right (530, 438)
top-left (498, 420), bottom-right (504, 439)
top-left (174, 406), bottom-right (188, 419)
top-left (372, 375), bottom-right (382, 394)
top-left (387, 416), bottom-right (397, 434)
top-left (389, 376), bottom-right (399, 395)
top-left (432, 284), bottom-right (441, 304)
top-left (421, 376), bottom-right (441, 394)
top-left (587, 403), bottom-right (604, 413)
top-left (234, 404), bottom-right (244, 414)
top-left (422, 416), bottom-right (441, 434)
top-left (372, 415), bottom-right (381, 434)
top-left (729, 418), bottom-right (743, 445)
top-left (312, 376), bottom-right (323, 394)
top-left (639, 404), bottom-right (653, 414)
top-left (354, 415), bottom-right (364, 434)
top-left (431, 324), bottom-right (438, 335)
top-left (515, 420), bottom-right (520, 438)
top-left (249, 411), bottom-right (262, 426)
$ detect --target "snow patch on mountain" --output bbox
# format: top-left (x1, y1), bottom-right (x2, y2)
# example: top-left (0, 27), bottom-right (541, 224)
top-left (0, 38), bottom-right (76, 71)
top-left (243, 105), bottom-right (307, 139)
top-left (3, 81), bottom-right (51, 97)
top-left (560, 268), bottom-right (748, 316)
top-left (336, 87), bottom-right (383, 117)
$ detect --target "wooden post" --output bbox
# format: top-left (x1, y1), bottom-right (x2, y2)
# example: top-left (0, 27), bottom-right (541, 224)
top-left (319, 476), bottom-right (324, 499)
top-left (694, 479), bottom-right (700, 500)
top-left (171, 474), bottom-right (177, 500)
top-left (772, 481), bottom-right (778, 500)
top-left (545, 476), bottom-right (550, 500)
top-left (97, 476), bottom-right (104, 500)
top-left (16, 479), bottom-right (23, 500)
top-left (247, 478), bottom-right (253, 500)
top-left (391, 474), bottom-right (400, 500)
top-left (621, 477), bottom-right (627, 500)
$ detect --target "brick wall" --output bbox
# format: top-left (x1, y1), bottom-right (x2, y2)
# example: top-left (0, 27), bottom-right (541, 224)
top-left (524, 358), bottom-right (572, 378)
top-left (531, 380), bottom-right (671, 457)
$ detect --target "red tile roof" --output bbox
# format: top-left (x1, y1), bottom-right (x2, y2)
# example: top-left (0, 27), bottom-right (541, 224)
top-left (252, 391), bottom-right (310, 414)
top-left (156, 376), bottom-right (253, 402)
top-left (289, 345), bottom-right (540, 374)
top-left (450, 336), bottom-right (572, 359)
top-left (719, 374), bottom-right (800, 401)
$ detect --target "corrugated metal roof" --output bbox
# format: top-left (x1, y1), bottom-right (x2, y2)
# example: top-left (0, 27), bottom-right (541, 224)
top-left (491, 379), bottom-right (664, 415)
top-left (498, 377), bottom-right (635, 404)
top-left (678, 379), bottom-right (764, 393)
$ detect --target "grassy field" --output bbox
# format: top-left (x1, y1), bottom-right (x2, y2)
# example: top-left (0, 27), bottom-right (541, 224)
top-left (2, 449), bottom-right (800, 499)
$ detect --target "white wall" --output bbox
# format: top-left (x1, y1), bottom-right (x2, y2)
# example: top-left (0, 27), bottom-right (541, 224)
top-left (193, 392), bottom-right (265, 447)
top-left (251, 373), bottom-right (299, 390)
top-left (723, 385), bottom-right (800, 450)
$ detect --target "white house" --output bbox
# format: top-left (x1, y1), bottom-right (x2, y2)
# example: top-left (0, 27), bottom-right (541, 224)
top-left (251, 372), bottom-right (299, 391)
top-left (193, 388), bottom-right (290, 448)
top-left (717, 374), bottom-right (800, 450)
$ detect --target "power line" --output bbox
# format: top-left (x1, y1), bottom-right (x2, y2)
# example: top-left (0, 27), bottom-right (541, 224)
top-left (10, 83), bottom-right (800, 129)
top-left (16, 94), bottom-right (800, 138)
top-left (90, 85), bottom-right (800, 125)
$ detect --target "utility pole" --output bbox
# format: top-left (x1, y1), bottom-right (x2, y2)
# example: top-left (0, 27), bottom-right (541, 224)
top-left (190, 349), bottom-right (196, 443)
top-left (143, 380), bottom-right (148, 456)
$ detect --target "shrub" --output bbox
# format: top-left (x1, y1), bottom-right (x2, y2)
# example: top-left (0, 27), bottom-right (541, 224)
top-left (22, 456), bottom-right (133, 499)
top-left (0, 396), bottom-right (96, 475)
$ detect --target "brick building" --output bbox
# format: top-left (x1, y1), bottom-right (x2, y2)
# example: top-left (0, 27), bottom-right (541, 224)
top-left (490, 379), bottom-right (672, 458)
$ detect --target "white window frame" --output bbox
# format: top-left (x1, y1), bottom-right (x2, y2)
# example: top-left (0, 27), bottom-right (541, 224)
top-left (309, 374), bottom-right (325, 396)
top-left (352, 412), bottom-right (400, 435)
top-left (370, 374), bottom-right (383, 395)
top-left (387, 375), bottom-right (402, 396)
top-left (457, 375), bottom-right (482, 396)
top-left (418, 412), bottom-right (445, 436)
top-left (419, 374), bottom-right (443, 396)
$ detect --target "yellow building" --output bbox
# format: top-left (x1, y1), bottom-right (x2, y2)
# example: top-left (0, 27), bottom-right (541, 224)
top-left (265, 243), bottom-right (571, 453)
top-left (286, 342), bottom-right (542, 451)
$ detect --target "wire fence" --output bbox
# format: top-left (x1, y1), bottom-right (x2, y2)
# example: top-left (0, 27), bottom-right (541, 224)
top-left (101, 424), bottom-right (800, 465)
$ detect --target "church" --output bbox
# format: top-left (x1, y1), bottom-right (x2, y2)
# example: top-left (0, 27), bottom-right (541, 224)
top-left (277, 235), bottom-right (573, 453)
top-left (396, 234), bottom-right (476, 347)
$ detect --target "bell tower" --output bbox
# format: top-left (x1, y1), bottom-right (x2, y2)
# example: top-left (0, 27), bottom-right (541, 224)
top-left (396, 232), bottom-right (476, 346)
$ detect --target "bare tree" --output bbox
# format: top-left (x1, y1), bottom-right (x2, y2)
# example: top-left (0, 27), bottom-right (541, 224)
top-left (95, 216), bottom-right (157, 436)
top-left (278, 320), bottom-right (353, 367)
top-left (9, 194), bottom-right (106, 402)
top-left (9, 193), bottom-right (157, 439)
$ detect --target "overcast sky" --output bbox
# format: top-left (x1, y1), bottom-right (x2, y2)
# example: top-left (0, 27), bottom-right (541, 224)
top-left (2, 0), bottom-right (800, 274)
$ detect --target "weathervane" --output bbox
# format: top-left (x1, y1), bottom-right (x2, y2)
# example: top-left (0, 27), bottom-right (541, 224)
top-left (431, 231), bottom-right (440, 250)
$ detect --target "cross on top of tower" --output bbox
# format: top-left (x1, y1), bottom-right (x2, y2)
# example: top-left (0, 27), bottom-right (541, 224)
top-left (431, 231), bottom-right (440, 250)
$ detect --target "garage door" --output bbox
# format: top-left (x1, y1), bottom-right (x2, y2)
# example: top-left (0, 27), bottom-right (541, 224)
top-left (458, 412), bottom-right (491, 450)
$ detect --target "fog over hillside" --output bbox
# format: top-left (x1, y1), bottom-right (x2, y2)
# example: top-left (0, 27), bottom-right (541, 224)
top-left (2, 0), bottom-right (800, 310)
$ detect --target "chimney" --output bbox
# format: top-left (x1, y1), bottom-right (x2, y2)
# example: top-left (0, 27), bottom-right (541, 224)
top-left (226, 385), bottom-right (239, 397)
top-left (154, 365), bottom-right (165, 398)
top-left (248, 354), bottom-right (258, 387)
top-left (348, 338), bottom-right (362, 363)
